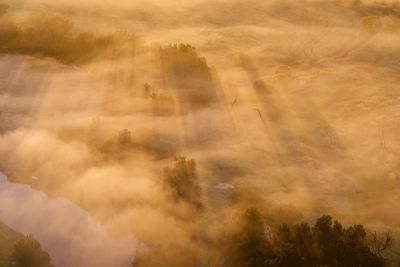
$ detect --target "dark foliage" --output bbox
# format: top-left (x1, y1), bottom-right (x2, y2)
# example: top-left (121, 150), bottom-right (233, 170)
top-left (0, 9), bottom-right (137, 64)
top-left (11, 234), bottom-right (54, 267)
top-left (163, 156), bottom-right (202, 208)
top-left (227, 209), bottom-right (389, 267)
top-left (160, 44), bottom-right (218, 108)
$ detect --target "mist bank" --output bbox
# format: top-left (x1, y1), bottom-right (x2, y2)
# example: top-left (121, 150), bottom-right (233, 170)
top-left (0, 0), bottom-right (400, 266)
top-left (0, 173), bottom-right (138, 267)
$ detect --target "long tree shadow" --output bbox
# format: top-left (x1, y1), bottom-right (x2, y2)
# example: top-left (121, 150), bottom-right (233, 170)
top-left (158, 44), bottom-right (225, 148)
top-left (271, 67), bottom-right (348, 163)
top-left (240, 55), bottom-right (306, 163)
top-left (240, 54), bottom-right (352, 166)
top-left (286, 91), bottom-right (348, 162)
top-left (159, 44), bottom-right (219, 111)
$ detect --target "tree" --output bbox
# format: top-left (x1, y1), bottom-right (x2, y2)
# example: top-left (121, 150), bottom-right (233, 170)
top-left (313, 216), bottom-right (386, 267)
top-left (163, 156), bottom-right (202, 208)
top-left (160, 44), bottom-right (217, 108)
top-left (11, 234), bottom-right (54, 267)
top-left (235, 208), bottom-right (275, 267)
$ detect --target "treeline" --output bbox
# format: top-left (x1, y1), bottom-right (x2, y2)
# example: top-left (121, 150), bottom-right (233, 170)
top-left (0, 3), bottom-right (137, 64)
top-left (164, 158), bottom-right (392, 267)
top-left (224, 208), bottom-right (391, 267)
top-left (135, 157), bottom-right (394, 267)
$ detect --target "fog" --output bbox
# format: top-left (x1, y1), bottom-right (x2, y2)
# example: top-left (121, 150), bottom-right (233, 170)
top-left (0, 173), bottom-right (138, 267)
top-left (0, 0), bottom-right (400, 266)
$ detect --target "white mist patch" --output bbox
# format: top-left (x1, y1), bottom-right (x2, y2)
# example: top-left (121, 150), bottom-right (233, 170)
top-left (0, 172), bottom-right (138, 267)
top-left (214, 183), bottom-right (234, 190)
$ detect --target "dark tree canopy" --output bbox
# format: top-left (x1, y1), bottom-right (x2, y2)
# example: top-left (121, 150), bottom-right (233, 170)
top-left (163, 156), bottom-right (202, 208)
top-left (225, 209), bottom-right (388, 267)
top-left (160, 44), bottom-right (218, 108)
top-left (0, 10), bottom-right (137, 64)
top-left (11, 234), bottom-right (54, 267)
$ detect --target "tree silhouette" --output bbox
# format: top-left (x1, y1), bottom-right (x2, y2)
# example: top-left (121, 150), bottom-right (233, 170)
top-left (163, 156), bottom-right (202, 208)
top-left (12, 234), bottom-right (54, 267)
top-left (0, 12), bottom-right (131, 64)
top-left (226, 209), bottom-right (389, 267)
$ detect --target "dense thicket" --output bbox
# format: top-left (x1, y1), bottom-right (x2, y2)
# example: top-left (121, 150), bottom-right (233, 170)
top-left (224, 208), bottom-right (390, 267)
top-left (0, 222), bottom-right (53, 267)
top-left (0, 5), bottom-right (136, 64)
top-left (160, 44), bottom-right (218, 108)
top-left (11, 235), bottom-right (54, 267)
top-left (163, 156), bottom-right (202, 209)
